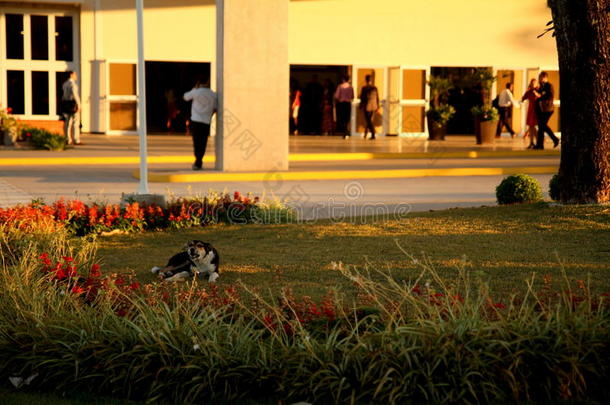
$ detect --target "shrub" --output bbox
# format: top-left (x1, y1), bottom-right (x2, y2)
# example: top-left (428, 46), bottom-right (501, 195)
top-left (22, 126), bottom-right (66, 151)
top-left (549, 174), bottom-right (560, 201)
top-left (496, 174), bottom-right (543, 205)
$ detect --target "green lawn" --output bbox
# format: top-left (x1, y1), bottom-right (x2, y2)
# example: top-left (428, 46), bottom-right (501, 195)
top-left (97, 204), bottom-right (610, 300)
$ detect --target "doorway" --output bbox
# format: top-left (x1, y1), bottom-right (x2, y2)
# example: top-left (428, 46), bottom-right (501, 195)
top-left (431, 67), bottom-right (487, 135)
top-left (145, 61), bottom-right (210, 134)
top-left (290, 64), bottom-right (349, 135)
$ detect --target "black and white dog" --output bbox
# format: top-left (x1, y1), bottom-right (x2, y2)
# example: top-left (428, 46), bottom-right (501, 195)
top-left (151, 240), bottom-right (219, 282)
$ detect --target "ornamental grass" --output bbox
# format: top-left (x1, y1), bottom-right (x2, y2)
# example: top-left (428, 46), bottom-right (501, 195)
top-left (0, 227), bottom-right (608, 404)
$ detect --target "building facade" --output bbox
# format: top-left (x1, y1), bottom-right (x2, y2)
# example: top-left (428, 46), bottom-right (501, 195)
top-left (1, 0), bottom-right (559, 144)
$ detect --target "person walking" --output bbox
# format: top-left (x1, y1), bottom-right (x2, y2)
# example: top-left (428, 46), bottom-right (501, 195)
top-left (534, 71), bottom-right (559, 149)
top-left (334, 75), bottom-right (354, 138)
top-left (495, 82), bottom-right (519, 138)
top-left (61, 71), bottom-right (81, 145)
top-left (521, 78), bottom-right (540, 149)
top-left (359, 75), bottom-right (379, 140)
top-left (183, 76), bottom-right (217, 170)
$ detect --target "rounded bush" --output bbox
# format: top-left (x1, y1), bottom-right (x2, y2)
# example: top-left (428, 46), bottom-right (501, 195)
top-left (496, 174), bottom-right (543, 205)
top-left (549, 174), bottom-right (560, 201)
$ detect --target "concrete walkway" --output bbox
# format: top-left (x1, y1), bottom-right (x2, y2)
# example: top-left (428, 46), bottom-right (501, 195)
top-left (0, 133), bottom-right (560, 160)
top-left (0, 134), bottom-right (559, 214)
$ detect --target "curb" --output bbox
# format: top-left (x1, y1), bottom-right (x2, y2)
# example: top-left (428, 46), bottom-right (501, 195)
top-left (0, 150), bottom-right (559, 166)
top-left (133, 166), bottom-right (559, 183)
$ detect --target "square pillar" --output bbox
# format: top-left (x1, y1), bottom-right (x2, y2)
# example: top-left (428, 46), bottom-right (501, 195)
top-left (216, 0), bottom-right (289, 172)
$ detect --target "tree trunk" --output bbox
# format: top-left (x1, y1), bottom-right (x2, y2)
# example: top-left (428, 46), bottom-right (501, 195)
top-left (549, 0), bottom-right (610, 203)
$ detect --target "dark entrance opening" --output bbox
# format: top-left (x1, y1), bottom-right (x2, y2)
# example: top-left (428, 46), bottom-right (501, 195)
top-left (290, 64), bottom-right (350, 135)
top-left (431, 67), bottom-right (487, 135)
top-left (145, 61), bottom-right (210, 134)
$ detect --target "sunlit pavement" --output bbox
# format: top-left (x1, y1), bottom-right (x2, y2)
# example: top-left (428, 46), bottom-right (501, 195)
top-left (0, 134), bottom-right (558, 214)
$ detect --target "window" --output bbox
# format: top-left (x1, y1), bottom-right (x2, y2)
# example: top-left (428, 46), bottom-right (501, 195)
top-left (32, 71), bottom-right (50, 115)
top-left (1, 11), bottom-right (77, 118)
top-left (55, 16), bottom-right (73, 61)
top-left (6, 14), bottom-right (24, 60)
top-left (7, 70), bottom-right (25, 114)
top-left (31, 15), bottom-right (49, 60)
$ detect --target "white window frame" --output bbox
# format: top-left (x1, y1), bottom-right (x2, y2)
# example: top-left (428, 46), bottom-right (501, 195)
top-left (0, 8), bottom-right (79, 120)
top-left (104, 59), bottom-right (138, 135)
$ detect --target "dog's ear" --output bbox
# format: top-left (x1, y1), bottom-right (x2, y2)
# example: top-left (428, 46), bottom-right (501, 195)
top-left (182, 241), bottom-right (192, 251)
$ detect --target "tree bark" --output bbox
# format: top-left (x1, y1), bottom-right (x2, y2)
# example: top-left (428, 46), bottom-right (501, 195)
top-left (549, 0), bottom-right (610, 203)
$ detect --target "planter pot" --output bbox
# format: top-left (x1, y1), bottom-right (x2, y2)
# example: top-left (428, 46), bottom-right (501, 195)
top-left (428, 125), bottom-right (446, 141)
top-left (2, 128), bottom-right (17, 146)
top-left (427, 116), bottom-right (446, 140)
top-left (479, 120), bottom-right (497, 145)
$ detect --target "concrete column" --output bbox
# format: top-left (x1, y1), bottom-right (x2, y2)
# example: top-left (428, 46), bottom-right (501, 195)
top-left (216, 0), bottom-right (289, 172)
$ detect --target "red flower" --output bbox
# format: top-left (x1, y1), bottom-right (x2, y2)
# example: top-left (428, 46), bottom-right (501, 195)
top-left (6, 107), bottom-right (12, 114)
top-left (90, 264), bottom-right (101, 278)
top-left (71, 285), bottom-right (86, 295)
top-left (128, 281), bottom-right (140, 291)
top-left (54, 268), bottom-right (68, 281)
top-left (63, 256), bottom-right (74, 262)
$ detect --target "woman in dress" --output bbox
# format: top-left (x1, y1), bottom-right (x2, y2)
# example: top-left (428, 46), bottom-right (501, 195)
top-left (521, 79), bottom-right (540, 149)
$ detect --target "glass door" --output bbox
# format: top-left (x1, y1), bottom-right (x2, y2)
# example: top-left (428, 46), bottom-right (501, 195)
top-left (399, 66), bottom-right (429, 136)
top-left (105, 61), bottom-right (138, 134)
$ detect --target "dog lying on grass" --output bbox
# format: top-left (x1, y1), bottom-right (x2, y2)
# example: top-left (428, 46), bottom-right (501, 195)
top-left (151, 240), bottom-right (219, 282)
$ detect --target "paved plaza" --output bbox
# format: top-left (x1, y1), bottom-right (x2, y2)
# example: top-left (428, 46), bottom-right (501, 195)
top-left (1, 134), bottom-right (559, 217)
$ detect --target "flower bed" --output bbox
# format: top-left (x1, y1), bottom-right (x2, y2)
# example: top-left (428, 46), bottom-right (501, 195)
top-left (0, 192), bottom-right (295, 236)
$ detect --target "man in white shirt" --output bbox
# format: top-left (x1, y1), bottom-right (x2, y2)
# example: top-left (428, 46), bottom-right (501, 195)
top-left (495, 82), bottom-right (520, 138)
top-left (61, 71), bottom-right (81, 145)
top-left (183, 77), bottom-right (217, 170)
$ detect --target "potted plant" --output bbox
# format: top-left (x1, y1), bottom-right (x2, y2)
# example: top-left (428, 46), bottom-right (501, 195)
top-left (426, 76), bottom-right (455, 140)
top-left (471, 105), bottom-right (499, 144)
top-left (1, 107), bottom-right (19, 146)
top-left (467, 68), bottom-right (497, 144)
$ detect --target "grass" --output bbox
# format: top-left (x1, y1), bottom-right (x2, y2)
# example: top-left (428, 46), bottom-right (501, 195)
top-left (97, 203), bottom-right (610, 300)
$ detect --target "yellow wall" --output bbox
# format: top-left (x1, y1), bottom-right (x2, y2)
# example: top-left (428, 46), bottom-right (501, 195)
top-left (98, 0), bottom-right (215, 62)
top-left (288, 0), bottom-right (557, 67)
top-left (90, 0), bottom-right (557, 66)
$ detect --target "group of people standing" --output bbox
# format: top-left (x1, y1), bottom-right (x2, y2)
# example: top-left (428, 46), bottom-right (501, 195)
top-left (495, 71), bottom-right (559, 149)
top-left (290, 74), bottom-right (380, 139)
